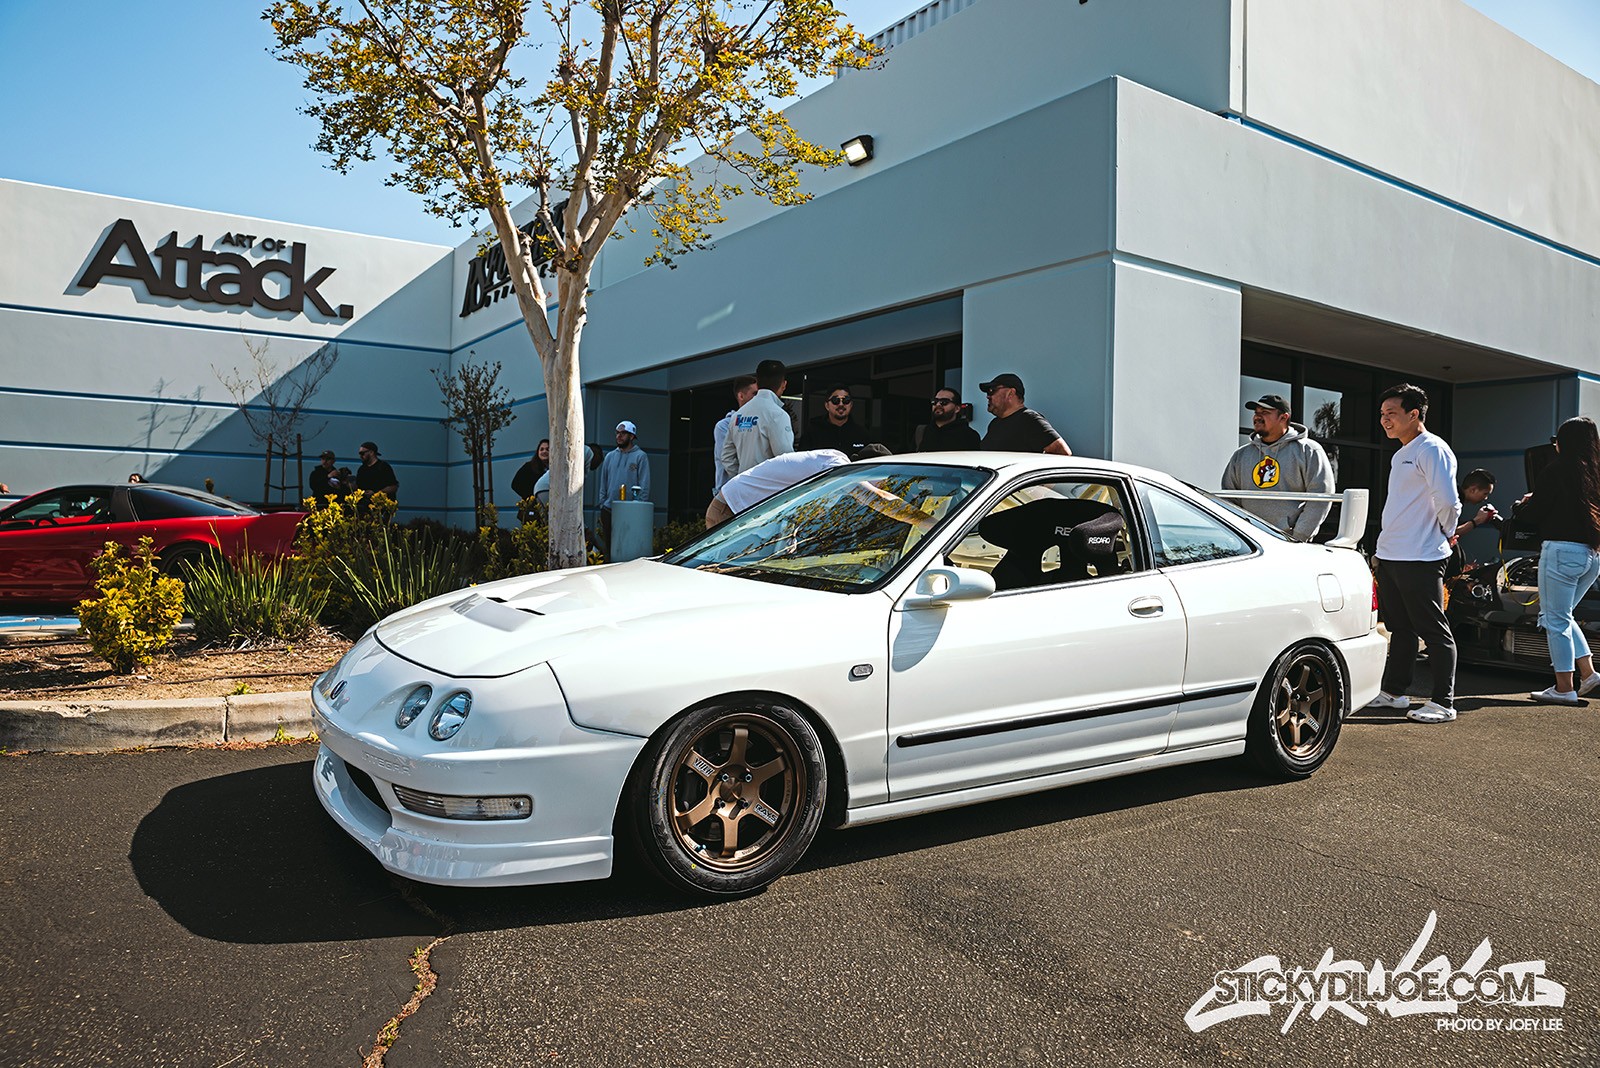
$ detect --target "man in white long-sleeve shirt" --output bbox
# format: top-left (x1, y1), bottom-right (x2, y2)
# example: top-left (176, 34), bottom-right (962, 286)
top-left (1365, 383), bottom-right (1461, 723)
top-left (719, 359), bottom-right (793, 479)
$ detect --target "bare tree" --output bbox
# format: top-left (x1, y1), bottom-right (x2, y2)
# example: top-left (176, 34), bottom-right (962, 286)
top-left (435, 357), bottom-right (516, 522)
top-left (216, 337), bottom-right (340, 504)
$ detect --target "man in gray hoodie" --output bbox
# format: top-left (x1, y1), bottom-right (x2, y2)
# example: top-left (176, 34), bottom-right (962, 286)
top-left (1221, 394), bottom-right (1335, 541)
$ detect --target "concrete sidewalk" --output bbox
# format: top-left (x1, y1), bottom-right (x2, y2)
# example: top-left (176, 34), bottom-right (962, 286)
top-left (0, 690), bottom-right (314, 753)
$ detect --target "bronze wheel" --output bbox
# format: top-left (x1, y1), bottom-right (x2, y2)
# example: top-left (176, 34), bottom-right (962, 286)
top-left (1247, 642), bottom-right (1345, 779)
top-left (632, 700), bottom-right (826, 896)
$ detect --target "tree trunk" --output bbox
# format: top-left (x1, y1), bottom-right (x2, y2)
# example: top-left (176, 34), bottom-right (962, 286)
top-left (546, 266), bottom-right (593, 568)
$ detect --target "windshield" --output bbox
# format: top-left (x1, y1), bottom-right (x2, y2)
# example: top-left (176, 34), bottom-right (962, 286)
top-left (667, 462), bottom-right (993, 592)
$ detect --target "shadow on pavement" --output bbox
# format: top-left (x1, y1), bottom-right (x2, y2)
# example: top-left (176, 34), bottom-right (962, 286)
top-left (133, 753), bottom-right (1272, 943)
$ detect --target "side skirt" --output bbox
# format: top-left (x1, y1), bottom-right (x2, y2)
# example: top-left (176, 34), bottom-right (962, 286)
top-left (840, 740), bottom-right (1248, 828)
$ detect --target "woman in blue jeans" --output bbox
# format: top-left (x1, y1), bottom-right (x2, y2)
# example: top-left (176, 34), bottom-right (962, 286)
top-left (1520, 416), bottom-right (1600, 703)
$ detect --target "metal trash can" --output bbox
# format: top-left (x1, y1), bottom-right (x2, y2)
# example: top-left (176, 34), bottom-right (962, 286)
top-left (608, 499), bottom-right (654, 562)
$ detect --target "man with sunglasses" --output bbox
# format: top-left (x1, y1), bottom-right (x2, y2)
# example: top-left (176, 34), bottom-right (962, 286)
top-left (801, 384), bottom-right (871, 453)
top-left (979, 373), bottom-right (1071, 455)
top-left (916, 387), bottom-right (980, 451)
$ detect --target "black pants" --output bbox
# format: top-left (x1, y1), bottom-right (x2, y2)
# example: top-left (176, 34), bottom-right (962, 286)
top-left (1376, 557), bottom-right (1456, 706)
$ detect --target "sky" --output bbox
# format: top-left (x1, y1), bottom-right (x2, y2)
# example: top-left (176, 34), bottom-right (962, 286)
top-left (2, 0), bottom-right (1598, 249)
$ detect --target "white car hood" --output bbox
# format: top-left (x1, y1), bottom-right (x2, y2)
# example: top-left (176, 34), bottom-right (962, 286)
top-left (373, 559), bottom-right (825, 678)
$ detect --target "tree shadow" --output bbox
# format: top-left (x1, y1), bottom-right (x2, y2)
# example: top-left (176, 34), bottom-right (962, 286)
top-left (132, 754), bottom-right (1269, 944)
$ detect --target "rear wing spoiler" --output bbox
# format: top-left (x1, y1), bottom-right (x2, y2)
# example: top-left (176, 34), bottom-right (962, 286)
top-left (1210, 488), bottom-right (1370, 550)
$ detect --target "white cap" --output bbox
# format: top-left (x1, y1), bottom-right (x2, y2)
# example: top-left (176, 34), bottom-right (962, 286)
top-left (616, 420), bottom-right (638, 435)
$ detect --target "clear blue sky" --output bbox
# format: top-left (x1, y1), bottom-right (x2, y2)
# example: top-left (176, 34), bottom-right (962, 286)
top-left (2, 1), bottom-right (1596, 248)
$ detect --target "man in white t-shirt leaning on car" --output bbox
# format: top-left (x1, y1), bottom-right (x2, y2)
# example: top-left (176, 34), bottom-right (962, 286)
top-left (706, 444), bottom-right (892, 526)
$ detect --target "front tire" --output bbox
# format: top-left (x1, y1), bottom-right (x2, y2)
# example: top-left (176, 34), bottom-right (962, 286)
top-left (1246, 641), bottom-right (1345, 779)
top-left (629, 700), bottom-right (826, 897)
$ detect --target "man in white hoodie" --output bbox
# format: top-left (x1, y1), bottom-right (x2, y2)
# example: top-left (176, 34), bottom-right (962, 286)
top-left (719, 359), bottom-right (793, 478)
top-left (1220, 394), bottom-right (1336, 541)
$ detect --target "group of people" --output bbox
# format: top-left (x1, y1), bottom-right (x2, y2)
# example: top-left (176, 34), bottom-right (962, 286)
top-left (511, 424), bottom-right (650, 552)
top-left (1226, 382), bottom-right (1600, 721)
top-left (307, 441), bottom-right (399, 502)
top-left (704, 361), bottom-right (1074, 525)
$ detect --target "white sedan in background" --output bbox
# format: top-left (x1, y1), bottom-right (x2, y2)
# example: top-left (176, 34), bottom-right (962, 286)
top-left (311, 455), bottom-right (1382, 897)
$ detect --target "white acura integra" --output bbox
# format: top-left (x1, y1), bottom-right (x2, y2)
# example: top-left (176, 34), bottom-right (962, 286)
top-left (312, 455), bottom-right (1382, 897)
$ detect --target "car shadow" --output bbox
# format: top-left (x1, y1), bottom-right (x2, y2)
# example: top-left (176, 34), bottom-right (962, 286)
top-left (131, 755), bottom-right (1269, 944)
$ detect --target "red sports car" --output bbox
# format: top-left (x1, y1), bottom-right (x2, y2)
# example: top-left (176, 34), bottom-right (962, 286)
top-left (0, 484), bottom-right (305, 606)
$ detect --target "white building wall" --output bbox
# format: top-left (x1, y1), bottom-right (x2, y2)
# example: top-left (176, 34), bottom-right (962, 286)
top-left (1241, 0), bottom-right (1600, 259)
top-left (0, 180), bottom-right (453, 512)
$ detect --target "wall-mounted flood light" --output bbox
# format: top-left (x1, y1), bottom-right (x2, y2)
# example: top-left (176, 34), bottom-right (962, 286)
top-left (841, 135), bottom-right (874, 166)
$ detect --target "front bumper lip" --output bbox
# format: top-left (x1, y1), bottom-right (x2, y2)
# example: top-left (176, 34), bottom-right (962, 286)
top-left (311, 684), bottom-right (646, 888)
top-left (313, 744), bottom-right (615, 886)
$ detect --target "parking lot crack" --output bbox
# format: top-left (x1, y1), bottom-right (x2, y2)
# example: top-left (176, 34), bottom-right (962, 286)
top-left (361, 880), bottom-right (456, 1068)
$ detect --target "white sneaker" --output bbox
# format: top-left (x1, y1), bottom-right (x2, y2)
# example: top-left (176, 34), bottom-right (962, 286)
top-left (1407, 701), bottom-right (1457, 723)
top-left (1365, 691), bottom-right (1411, 710)
top-left (1530, 686), bottom-right (1583, 706)
top-left (1578, 673), bottom-right (1600, 697)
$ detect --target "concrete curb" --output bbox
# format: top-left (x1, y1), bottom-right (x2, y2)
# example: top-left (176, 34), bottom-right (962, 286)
top-left (0, 689), bottom-right (315, 753)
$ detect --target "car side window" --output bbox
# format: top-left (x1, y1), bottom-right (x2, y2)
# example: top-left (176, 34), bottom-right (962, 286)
top-left (5, 490), bottom-right (114, 526)
top-left (1138, 483), bottom-right (1253, 567)
top-left (947, 479), bottom-right (1136, 592)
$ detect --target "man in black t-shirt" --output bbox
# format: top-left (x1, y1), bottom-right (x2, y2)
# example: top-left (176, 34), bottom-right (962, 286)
top-left (355, 440), bottom-right (399, 499)
top-left (979, 373), bottom-right (1071, 455)
top-left (916, 387), bottom-right (981, 451)
top-left (308, 450), bottom-right (339, 499)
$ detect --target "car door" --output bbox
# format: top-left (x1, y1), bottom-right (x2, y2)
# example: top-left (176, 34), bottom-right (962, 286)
top-left (1134, 481), bottom-right (1296, 751)
top-left (885, 475), bottom-right (1187, 801)
top-left (0, 487), bottom-right (122, 602)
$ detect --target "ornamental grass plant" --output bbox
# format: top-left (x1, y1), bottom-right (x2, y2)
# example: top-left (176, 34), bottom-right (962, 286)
top-left (334, 526), bottom-right (478, 633)
top-left (183, 548), bottom-right (328, 643)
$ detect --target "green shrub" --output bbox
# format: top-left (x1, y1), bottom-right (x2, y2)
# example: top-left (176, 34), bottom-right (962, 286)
top-left (654, 515), bottom-right (707, 556)
top-left (77, 537), bottom-right (185, 674)
top-left (294, 490), bottom-right (396, 622)
top-left (335, 527), bottom-right (478, 633)
top-left (184, 550), bottom-right (328, 643)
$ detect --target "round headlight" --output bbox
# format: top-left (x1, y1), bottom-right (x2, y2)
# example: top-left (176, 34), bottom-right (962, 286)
top-left (429, 691), bottom-right (472, 741)
top-left (395, 685), bottom-right (432, 729)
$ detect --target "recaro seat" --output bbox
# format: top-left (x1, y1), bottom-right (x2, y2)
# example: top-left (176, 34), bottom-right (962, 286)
top-left (977, 497), bottom-right (1124, 591)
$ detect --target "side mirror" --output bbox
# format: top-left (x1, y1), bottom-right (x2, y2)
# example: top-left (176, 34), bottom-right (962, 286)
top-left (902, 566), bottom-right (995, 609)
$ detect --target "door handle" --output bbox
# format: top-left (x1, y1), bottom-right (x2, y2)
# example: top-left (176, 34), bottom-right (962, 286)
top-left (1128, 596), bottom-right (1164, 617)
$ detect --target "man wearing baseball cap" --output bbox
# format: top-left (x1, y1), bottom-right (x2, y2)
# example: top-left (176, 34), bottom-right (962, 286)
top-left (354, 441), bottom-right (399, 500)
top-left (308, 449), bottom-right (339, 500)
top-left (1220, 394), bottom-right (1335, 541)
top-left (598, 420), bottom-right (651, 552)
top-left (979, 373), bottom-right (1071, 455)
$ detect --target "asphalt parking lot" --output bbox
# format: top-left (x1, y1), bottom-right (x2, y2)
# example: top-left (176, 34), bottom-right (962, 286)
top-left (1, 667), bottom-right (1595, 1068)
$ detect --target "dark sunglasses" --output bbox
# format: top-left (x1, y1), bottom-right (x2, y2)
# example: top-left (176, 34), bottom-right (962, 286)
top-left (827, 395), bottom-right (853, 405)
top-left (931, 397), bottom-right (956, 406)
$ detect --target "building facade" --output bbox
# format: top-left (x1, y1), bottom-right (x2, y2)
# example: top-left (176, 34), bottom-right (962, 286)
top-left (4, 0), bottom-right (1599, 542)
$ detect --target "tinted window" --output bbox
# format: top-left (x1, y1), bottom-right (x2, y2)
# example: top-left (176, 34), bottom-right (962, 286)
top-left (1138, 483), bottom-right (1254, 567)
top-left (131, 488), bottom-right (255, 520)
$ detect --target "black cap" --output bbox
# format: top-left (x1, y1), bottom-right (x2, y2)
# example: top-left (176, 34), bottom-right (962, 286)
top-left (360, 441), bottom-right (380, 455)
top-left (1245, 394), bottom-right (1290, 415)
top-left (848, 443), bottom-right (893, 461)
top-left (320, 449), bottom-right (336, 460)
top-left (979, 373), bottom-right (1025, 399)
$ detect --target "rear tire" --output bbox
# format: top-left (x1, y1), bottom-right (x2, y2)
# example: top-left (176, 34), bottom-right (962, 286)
top-left (627, 699), bottom-right (826, 897)
top-left (1246, 641), bottom-right (1345, 779)
top-left (157, 544), bottom-right (211, 581)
